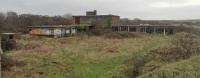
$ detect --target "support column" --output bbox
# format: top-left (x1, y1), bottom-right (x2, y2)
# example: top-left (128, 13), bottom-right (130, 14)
top-left (164, 27), bottom-right (166, 35)
top-left (128, 26), bottom-right (130, 32)
top-left (136, 27), bottom-right (140, 32)
top-left (0, 37), bottom-right (2, 54)
top-left (117, 27), bottom-right (119, 32)
top-left (153, 26), bottom-right (156, 33)
top-left (145, 26), bottom-right (147, 33)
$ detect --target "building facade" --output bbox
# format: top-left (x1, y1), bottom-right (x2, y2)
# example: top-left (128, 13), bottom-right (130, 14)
top-left (28, 11), bottom-right (177, 37)
top-left (73, 10), bottom-right (120, 27)
top-left (112, 25), bottom-right (176, 35)
top-left (28, 25), bottom-right (76, 37)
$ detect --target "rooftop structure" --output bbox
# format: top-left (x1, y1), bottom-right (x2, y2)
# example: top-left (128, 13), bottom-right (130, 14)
top-left (86, 10), bottom-right (97, 16)
top-left (73, 10), bottom-right (120, 27)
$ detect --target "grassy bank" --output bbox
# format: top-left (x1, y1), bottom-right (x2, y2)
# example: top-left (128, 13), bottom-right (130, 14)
top-left (139, 55), bottom-right (200, 78)
top-left (3, 35), bottom-right (173, 78)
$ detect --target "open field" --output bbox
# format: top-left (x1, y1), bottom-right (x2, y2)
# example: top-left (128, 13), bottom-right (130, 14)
top-left (2, 34), bottom-right (200, 78)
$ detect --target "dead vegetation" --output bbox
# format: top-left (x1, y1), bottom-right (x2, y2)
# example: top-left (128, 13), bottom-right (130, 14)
top-left (1, 54), bottom-right (25, 71)
top-left (24, 41), bottom-right (42, 50)
top-left (105, 46), bottom-right (120, 53)
top-left (121, 32), bottom-right (200, 78)
top-left (3, 32), bottom-right (200, 78)
top-left (103, 32), bottom-right (146, 39)
top-left (150, 32), bottom-right (200, 62)
top-left (123, 55), bottom-right (152, 78)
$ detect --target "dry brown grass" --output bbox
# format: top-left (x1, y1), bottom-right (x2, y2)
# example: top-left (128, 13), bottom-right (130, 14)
top-left (103, 32), bottom-right (146, 39)
top-left (2, 34), bottom-right (171, 78)
top-left (24, 41), bottom-right (42, 50)
top-left (105, 46), bottom-right (120, 53)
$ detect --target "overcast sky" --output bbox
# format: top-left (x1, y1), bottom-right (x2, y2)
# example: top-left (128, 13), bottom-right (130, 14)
top-left (0, 0), bottom-right (200, 20)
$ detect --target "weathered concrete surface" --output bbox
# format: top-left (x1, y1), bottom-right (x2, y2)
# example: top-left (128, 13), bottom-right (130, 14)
top-left (0, 37), bottom-right (3, 54)
top-left (0, 37), bottom-right (2, 78)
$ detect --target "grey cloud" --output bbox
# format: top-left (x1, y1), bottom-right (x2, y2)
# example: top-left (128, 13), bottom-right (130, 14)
top-left (0, 0), bottom-right (199, 20)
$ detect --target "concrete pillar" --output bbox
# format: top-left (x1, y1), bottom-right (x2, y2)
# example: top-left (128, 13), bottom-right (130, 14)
top-left (144, 26), bottom-right (147, 33)
top-left (164, 27), bottom-right (166, 35)
top-left (70, 27), bottom-right (73, 36)
top-left (119, 26), bottom-right (122, 32)
top-left (136, 27), bottom-right (139, 32)
top-left (153, 26), bottom-right (156, 33)
top-left (128, 26), bottom-right (130, 32)
top-left (0, 37), bottom-right (2, 54)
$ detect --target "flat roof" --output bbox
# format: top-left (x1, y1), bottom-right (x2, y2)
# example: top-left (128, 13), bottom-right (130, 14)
top-left (73, 14), bottom-right (120, 17)
top-left (28, 24), bottom-right (92, 28)
top-left (28, 25), bottom-right (67, 28)
top-left (112, 24), bottom-right (177, 27)
top-left (0, 33), bottom-right (16, 35)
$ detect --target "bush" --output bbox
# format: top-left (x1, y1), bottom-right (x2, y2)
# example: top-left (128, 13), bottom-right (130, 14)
top-left (1, 54), bottom-right (24, 71)
top-left (149, 47), bottom-right (187, 62)
top-left (1, 54), bottom-right (15, 71)
top-left (104, 32), bottom-right (144, 39)
top-left (176, 26), bottom-right (200, 35)
top-left (124, 55), bottom-right (152, 78)
top-left (172, 33), bottom-right (200, 55)
top-left (149, 32), bottom-right (200, 62)
top-left (90, 28), bottom-right (113, 36)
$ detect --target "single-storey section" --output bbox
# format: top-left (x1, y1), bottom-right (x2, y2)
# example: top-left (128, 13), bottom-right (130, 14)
top-left (112, 24), bottom-right (176, 35)
top-left (28, 24), bottom-right (93, 37)
top-left (28, 25), bottom-right (76, 37)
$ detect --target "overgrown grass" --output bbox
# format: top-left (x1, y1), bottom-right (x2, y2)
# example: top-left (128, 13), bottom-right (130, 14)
top-left (2, 34), bottom-right (173, 78)
top-left (139, 56), bottom-right (200, 78)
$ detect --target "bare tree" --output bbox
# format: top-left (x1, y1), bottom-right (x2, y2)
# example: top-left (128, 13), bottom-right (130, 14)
top-left (0, 11), bottom-right (74, 33)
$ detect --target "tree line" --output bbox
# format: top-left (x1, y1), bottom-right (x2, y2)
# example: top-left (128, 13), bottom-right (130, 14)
top-left (0, 11), bottom-right (73, 33)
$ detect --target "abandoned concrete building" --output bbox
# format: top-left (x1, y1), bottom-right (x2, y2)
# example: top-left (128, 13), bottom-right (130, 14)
top-left (73, 10), bottom-right (176, 35)
top-left (28, 10), bottom-right (176, 36)
top-left (73, 10), bottom-right (120, 27)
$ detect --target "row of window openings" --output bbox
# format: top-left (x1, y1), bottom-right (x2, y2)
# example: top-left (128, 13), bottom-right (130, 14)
top-left (113, 27), bottom-right (173, 33)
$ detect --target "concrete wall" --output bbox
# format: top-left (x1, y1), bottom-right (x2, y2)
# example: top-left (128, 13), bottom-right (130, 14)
top-left (74, 16), bottom-right (120, 27)
top-left (0, 36), bottom-right (3, 53)
top-left (30, 28), bottom-right (63, 37)
top-left (29, 27), bottom-right (77, 37)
